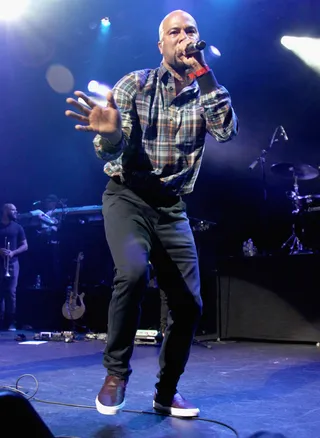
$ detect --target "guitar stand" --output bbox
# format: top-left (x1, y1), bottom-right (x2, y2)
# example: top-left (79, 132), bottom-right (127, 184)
top-left (64, 302), bottom-right (88, 336)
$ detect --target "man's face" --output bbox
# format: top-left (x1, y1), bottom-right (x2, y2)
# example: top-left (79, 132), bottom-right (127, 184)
top-left (158, 11), bottom-right (200, 72)
top-left (45, 201), bottom-right (57, 211)
top-left (5, 204), bottom-right (18, 221)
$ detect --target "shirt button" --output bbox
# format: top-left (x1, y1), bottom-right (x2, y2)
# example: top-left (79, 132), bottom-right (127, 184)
top-left (169, 86), bottom-right (174, 91)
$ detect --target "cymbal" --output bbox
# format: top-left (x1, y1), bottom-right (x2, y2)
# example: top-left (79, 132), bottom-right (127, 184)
top-left (270, 162), bottom-right (319, 180)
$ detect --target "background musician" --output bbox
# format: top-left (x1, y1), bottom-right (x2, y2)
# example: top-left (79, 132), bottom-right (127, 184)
top-left (0, 204), bottom-right (28, 331)
top-left (36, 194), bottom-right (65, 290)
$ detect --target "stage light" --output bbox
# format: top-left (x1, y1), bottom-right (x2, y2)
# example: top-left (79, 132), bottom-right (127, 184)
top-left (281, 35), bottom-right (320, 74)
top-left (0, 0), bottom-right (29, 22)
top-left (88, 80), bottom-right (99, 93)
top-left (78, 96), bottom-right (108, 107)
top-left (87, 80), bottom-right (110, 96)
top-left (209, 45), bottom-right (221, 57)
top-left (101, 17), bottom-right (110, 28)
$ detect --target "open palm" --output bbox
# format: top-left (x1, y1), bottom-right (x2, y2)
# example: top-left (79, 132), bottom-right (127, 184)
top-left (65, 90), bottom-right (122, 143)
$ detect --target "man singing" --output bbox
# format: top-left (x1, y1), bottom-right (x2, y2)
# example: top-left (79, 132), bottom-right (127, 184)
top-left (0, 204), bottom-right (28, 331)
top-left (66, 9), bottom-right (238, 417)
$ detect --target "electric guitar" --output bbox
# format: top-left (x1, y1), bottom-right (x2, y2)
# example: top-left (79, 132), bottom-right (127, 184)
top-left (62, 252), bottom-right (86, 320)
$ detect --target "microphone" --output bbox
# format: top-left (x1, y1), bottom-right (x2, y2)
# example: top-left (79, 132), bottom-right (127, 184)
top-left (279, 126), bottom-right (289, 141)
top-left (32, 200), bottom-right (41, 206)
top-left (185, 40), bottom-right (206, 55)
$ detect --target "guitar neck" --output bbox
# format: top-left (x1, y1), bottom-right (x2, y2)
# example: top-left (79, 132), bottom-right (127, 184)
top-left (73, 260), bottom-right (81, 295)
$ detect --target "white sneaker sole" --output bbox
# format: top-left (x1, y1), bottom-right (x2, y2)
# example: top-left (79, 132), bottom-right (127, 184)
top-left (153, 401), bottom-right (200, 417)
top-left (95, 396), bottom-right (125, 415)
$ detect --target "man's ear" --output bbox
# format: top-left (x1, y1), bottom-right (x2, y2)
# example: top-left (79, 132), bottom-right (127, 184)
top-left (158, 41), bottom-right (163, 55)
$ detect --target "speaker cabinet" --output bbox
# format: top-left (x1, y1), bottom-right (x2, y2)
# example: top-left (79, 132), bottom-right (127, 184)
top-left (219, 255), bottom-right (320, 342)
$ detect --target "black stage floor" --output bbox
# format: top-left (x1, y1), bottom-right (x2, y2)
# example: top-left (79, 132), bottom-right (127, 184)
top-left (1, 330), bottom-right (319, 438)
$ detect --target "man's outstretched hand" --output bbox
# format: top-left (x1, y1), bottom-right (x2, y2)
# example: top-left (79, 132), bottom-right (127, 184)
top-left (65, 90), bottom-right (122, 144)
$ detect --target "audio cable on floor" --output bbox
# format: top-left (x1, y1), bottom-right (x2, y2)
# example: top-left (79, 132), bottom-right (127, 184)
top-left (0, 374), bottom-right (240, 438)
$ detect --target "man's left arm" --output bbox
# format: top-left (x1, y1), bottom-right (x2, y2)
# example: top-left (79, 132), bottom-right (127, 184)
top-left (197, 70), bottom-right (239, 143)
top-left (12, 240), bottom-right (28, 256)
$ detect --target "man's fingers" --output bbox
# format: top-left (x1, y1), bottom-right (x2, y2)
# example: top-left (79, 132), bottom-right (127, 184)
top-left (106, 90), bottom-right (117, 109)
top-left (65, 110), bottom-right (89, 123)
top-left (75, 124), bottom-right (94, 132)
top-left (74, 91), bottom-right (97, 109)
top-left (66, 98), bottom-right (91, 115)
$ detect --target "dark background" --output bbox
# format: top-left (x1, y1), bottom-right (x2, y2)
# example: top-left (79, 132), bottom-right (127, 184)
top-left (1, 0), bottom-right (320, 290)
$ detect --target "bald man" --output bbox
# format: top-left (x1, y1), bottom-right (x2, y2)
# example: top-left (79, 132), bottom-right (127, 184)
top-left (66, 9), bottom-right (238, 417)
top-left (0, 204), bottom-right (28, 331)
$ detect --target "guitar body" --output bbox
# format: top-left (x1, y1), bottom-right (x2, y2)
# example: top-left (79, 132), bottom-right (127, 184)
top-left (62, 292), bottom-right (86, 320)
top-left (62, 252), bottom-right (85, 320)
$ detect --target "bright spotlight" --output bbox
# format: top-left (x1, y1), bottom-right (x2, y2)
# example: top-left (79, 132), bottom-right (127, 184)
top-left (281, 35), bottom-right (320, 74)
top-left (209, 45), bottom-right (221, 57)
top-left (78, 96), bottom-right (107, 107)
top-left (0, 0), bottom-right (29, 21)
top-left (101, 17), bottom-right (111, 28)
top-left (88, 80), bottom-right (99, 93)
top-left (87, 80), bottom-right (110, 96)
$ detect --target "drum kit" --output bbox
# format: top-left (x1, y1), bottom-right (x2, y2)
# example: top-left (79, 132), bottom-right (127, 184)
top-left (271, 162), bottom-right (320, 254)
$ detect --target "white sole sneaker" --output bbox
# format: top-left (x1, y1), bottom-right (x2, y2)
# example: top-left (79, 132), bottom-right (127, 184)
top-left (95, 396), bottom-right (125, 415)
top-left (153, 400), bottom-right (200, 417)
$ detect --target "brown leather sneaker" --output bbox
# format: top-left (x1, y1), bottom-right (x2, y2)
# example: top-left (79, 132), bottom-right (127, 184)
top-left (95, 376), bottom-right (126, 415)
top-left (153, 391), bottom-right (200, 417)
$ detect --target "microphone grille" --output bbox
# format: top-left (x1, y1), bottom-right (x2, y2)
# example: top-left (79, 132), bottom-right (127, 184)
top-left (196, 40), bottom-right (206, 50)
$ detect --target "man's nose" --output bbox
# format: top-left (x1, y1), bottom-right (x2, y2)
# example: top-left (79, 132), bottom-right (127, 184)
top-left (178, 30), bottom-right (189, 43)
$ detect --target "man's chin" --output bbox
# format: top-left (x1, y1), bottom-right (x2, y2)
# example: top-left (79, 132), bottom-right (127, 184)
top-left (172, 59), bottom-right (189, 72)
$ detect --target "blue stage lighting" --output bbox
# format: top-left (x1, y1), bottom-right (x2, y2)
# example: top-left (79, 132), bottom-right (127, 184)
top-left (101, 17), bottom-right (110, 28)
top-left (0, 0), bottom-right (29, 21)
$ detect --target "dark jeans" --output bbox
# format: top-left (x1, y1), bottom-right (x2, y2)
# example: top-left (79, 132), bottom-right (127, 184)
top-left (0, 260), bottom-right (19, 328)
top-left (102, 179), bottom-right (202, 395)
top-left (159, 288), bottom-right (169, 333)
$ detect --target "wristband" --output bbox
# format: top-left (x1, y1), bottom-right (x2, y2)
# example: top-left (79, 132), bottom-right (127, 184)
top-left (188, 65), bottom-right (210, 80)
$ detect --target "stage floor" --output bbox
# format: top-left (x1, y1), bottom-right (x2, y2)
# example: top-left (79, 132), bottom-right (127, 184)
top-left (1, 331), bottom-right (319, 438)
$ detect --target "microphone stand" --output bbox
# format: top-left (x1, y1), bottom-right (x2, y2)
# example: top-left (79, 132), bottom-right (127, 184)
top-left (248, 126), bottom-right (281, 254)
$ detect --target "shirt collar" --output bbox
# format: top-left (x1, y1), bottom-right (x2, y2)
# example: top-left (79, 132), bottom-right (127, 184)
top-left (158, 63), bottom-right (199, 94)
top-left (159, 63), bottom-right (170, 83)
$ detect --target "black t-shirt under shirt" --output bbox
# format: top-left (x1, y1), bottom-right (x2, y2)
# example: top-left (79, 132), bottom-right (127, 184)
top-left (0, 221), bottom-right (26, 263)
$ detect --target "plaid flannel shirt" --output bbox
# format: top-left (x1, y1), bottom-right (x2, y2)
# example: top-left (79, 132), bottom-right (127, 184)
top-left (93, 63), bottom-right (238, 195)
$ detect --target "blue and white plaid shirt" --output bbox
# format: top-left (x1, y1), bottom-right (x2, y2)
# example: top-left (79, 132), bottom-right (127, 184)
top-left (93, 63), bottom-right (238, 195)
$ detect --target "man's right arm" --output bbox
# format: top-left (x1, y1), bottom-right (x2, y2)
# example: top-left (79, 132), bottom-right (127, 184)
top-left (93, 73), bottom-right (137, 162)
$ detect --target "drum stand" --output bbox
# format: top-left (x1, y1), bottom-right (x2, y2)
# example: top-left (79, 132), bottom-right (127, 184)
top-left (281, 223), bottom-right (305, 254)
top-left (281, 175), bottom-right (308, 254)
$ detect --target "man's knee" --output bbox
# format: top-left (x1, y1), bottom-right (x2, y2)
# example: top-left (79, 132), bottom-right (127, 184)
top-left (115, 263), bottom-right (149, 291)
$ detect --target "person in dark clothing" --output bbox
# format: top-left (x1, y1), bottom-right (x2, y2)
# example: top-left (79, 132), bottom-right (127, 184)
top-left (0, 203), bottom-right (28, 330)
top-left (65, 9), bottom-right (238, 417)
top-left (36, 194), bottom-right (63, 290)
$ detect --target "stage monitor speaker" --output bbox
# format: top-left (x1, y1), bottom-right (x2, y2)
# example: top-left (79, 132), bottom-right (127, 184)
top-left (137, 269), bottom-right (219, 338)
top-left (0, 389), bottom-right (55, 437)
top-left (219, 255), bottom-right (320, 343)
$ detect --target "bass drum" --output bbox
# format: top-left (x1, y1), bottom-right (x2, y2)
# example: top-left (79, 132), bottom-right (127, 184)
top-left (295, 194), bottom-right (320, 252)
